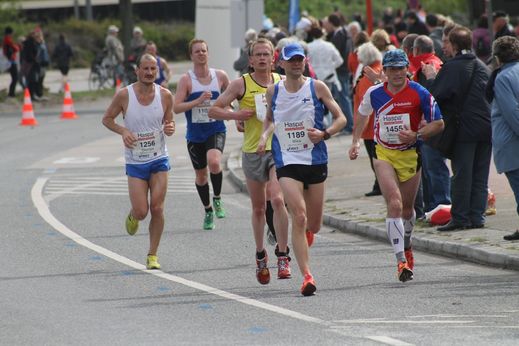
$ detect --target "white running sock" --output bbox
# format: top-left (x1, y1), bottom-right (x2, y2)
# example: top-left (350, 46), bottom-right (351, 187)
top-left (404, 212), bottom-right (416, 249)
top-left (386, 218), bottom-right (405, 262)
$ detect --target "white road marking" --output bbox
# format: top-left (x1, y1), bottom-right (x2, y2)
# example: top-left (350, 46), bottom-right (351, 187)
top-left (32, 177), bottom-right (327, 326)
top-left (365, 336), bottom-right (414, 346)
top-left (31, 176), bottom-right (432, 346)
top-left (43, 174), bottom-right (196, 201)
top-left (332, 320), bottom-right (475, 325)
top-left (53, 157), bottom-right (100, 164)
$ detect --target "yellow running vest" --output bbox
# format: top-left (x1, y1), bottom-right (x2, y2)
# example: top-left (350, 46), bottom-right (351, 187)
top-left (238, 73), bottom-right (281, 153)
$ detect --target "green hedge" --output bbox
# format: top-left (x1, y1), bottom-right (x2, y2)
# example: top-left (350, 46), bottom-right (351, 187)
top-left (2, 18), bottom-right (194, 68)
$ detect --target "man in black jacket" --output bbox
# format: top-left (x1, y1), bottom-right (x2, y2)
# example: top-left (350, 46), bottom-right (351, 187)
top-left (424, 26), bottom-right (492, 231)
top-left (327, 13), bottom-right (354, 133)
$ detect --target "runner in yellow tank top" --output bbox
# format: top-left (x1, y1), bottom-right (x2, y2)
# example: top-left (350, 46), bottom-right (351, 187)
top-left (239, 72), bottom-right (281, 153)
top-left (209, 38), bottom-right (291, 285)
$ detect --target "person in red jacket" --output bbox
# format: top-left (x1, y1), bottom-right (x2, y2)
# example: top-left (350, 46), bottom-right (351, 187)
top-left (3, 26), bottom-right (20, 97)
top-left (412, 35), bottom-right (443, 85)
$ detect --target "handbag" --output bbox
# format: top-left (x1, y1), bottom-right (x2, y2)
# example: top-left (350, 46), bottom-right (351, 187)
top-left (426, 60), bottom-right (477, 159)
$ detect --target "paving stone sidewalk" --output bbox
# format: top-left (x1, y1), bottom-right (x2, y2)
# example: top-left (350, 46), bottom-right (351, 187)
top-left (226, 134), bottom-right (519, 271)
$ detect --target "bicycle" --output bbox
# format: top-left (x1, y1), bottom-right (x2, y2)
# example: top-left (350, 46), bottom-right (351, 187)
top-left (88, 51), bottom-right (115, 91)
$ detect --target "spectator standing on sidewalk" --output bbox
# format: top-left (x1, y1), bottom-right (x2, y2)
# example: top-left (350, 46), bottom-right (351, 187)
top-left (306, 24), bottom-right (344, 128)
top-left (424, 26), bottom-right (492, 232)
top-left (258, 43), bottom-right (346, 295)
top-left (486, 36), bottom-right (519, 241)
top-left (2, 26), bottom-right (19, 97)
top-left (349, 49), bottom-right (444, 282)
top-left (130, 26), bottom-right (147, 60)
top-left (233, 28), bottom-right (257, 76)
top-left (52, 33), bottom-right (73, 92)
top-left (352, 42), bottom-right (383, 197)
top-left (412, 35), bottom-right (451, 213)
top-left (34, 28), bottom-right (50, 100)
top-left (20, 30), bottom-right (40, 101)
top-left (104, 25), bottom-right (124, 84)
top-left (326, 12), bottom-right (354, 133)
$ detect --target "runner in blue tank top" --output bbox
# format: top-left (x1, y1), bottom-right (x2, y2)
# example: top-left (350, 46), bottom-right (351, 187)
top-left (174, 39), bottom-right (230, 230)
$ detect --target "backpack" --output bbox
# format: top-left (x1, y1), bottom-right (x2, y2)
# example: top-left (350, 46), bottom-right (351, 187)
top-left (475, 36), bottom-right (490, 58)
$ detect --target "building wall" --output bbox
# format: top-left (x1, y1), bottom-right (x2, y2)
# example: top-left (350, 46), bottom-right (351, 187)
top-left (22, 0), bottom-right (195, 22)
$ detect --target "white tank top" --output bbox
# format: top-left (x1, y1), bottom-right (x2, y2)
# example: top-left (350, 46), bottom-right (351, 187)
top-left (124, 83), bottom-right (168, 164)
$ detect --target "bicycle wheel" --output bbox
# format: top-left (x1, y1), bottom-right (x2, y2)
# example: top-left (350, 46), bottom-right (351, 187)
top-left (88, 70), bottom-right (101, 91)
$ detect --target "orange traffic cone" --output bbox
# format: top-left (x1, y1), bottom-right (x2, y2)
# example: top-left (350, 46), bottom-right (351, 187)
top-left (60, 82), bottom-right (78, 119)
top-left (115, 78), bottom-right (122, 94)
top-left (20, 88), bottom-right (38, 126)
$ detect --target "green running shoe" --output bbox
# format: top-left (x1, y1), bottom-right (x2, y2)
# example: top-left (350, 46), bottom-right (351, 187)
top-left (146, 254), bottom-right (161, 270)
top-left (213, 198), bottom-right (226, 218)
top-left (125, 213), bottom-right (139, 235)
top-left (203, 210), bottom-right (215, 230)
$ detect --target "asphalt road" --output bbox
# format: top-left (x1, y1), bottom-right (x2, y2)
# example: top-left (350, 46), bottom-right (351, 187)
top-left (1, 103), bottom-right (518, 345)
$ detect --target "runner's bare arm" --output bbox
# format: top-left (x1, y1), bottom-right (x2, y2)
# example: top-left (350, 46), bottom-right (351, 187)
top-left (161, 88), bottom-right (175, 136)
top-left (208, 78), bottom-right (254, 121)
top-left (310, 80), bottom-right (346, 143)
top-left (216, 70), bottom-right (231, 92)
top-left (161, 58), bottom-right (171, 87)
top-left (399, 118), bottom-right (444, 144)
top-left (173, 74), bottom-right (211, 114)
top-left (257, 84), bottom-right (276, 155)
top-left (102, 89), bottom-right (136, 149)
top-left (349, 111), bottom-right (369, 160)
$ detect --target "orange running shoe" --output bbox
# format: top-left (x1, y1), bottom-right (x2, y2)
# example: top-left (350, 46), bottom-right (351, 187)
top-left (277, 256), bottom-right (291, 279)
top-left (306, 230), bottom-right (314, 247)
top-left (397, 261), bottom-right (414, 282)
top-left (404, 247), bottom-right (414, 270)
top-left (301, 273), bottom-right (317, 296)
top-left (256, 253), bottom-right (270, 285)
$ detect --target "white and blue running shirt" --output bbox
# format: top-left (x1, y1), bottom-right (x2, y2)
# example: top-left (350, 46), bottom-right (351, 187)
top-left (271, 78), bottom-right (327, 168)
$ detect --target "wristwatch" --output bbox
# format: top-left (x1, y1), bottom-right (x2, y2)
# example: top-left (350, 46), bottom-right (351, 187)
top-left (323, 129), bottom-right (331, 140)
top-left (416, 131), bottom-right (423, 141)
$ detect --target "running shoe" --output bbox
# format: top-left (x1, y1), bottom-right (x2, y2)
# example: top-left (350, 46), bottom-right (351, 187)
top-left (404, 247), bottom-right (415, 270)
top-left (266, 227), bottom-right (277, 245)
top-left (125, 213), bottom-right (139, 235)
top-left (256, 253), bottom-right (270, 285)
top-left (203, 210), bottom-right (215, 230)
top-left (306, 230), bottom-right (314, 247)
top-left (277, 256), bottom-right (291, 279)
top-left (213, 198), bottom-right (226, 218)
top-left (397, 261), bottom-right (414, 282)
top-left (301, 273), bottom-right (316, 296)
top-left (146, 255), bottom-right (161, 270)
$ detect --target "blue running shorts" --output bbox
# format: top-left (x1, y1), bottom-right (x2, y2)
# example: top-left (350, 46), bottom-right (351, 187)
top-left (126, 157), bottom-right (170, 180)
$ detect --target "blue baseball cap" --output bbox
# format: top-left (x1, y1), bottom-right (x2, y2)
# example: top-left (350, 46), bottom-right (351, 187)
top-left (281, 43), bottom-right (306, 60)
top-left (382, 49), bottom-right (409, 68)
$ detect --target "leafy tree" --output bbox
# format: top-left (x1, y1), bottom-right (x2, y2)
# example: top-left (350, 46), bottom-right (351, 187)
top-left (0, 0), bottom-right (21, 24)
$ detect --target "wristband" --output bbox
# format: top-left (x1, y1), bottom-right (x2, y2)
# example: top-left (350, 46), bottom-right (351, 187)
top-left (323, 129), bottom-right (331, 140)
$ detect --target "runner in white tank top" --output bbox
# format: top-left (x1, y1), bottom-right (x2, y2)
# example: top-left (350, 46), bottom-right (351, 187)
top-left (258, 43), bottom-right (346, 296)
top-left (124, 83), bottom-right (168, 164)
top-left (102, 53), bottom-right (175, 270)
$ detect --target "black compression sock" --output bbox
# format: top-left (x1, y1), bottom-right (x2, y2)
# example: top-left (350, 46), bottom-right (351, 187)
top-left (210, 171), bottom-right (223, 197)
top-left (195, 183), bottom-right (211, 207)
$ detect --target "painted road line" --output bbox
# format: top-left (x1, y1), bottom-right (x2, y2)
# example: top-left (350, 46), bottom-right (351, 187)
top-left (32, 176), bottom-right (327, 326)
